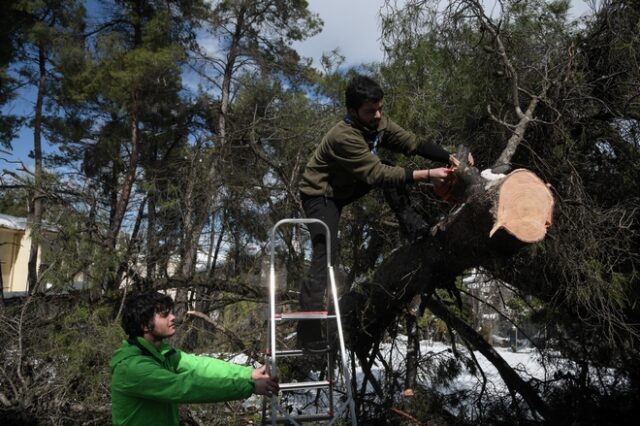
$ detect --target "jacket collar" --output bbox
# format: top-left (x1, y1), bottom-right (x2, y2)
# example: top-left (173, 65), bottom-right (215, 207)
top-left (344, 114), bottom-right (388, 134)
top-left (130, 336), bottom-right (167, 362)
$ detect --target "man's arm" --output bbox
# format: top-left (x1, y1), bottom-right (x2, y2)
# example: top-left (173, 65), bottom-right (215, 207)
top-left (415, 141), bottom-right (451, 163)
top-left (113, 352), bottom-right (257, 404)
top-left (381, 118), bottom-right (451, 163)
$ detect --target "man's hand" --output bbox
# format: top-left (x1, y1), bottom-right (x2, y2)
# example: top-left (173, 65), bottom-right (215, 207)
top-left (251, 366), bottom-right (279, 396)
top-left (413, 167), bottom-right (454, 184)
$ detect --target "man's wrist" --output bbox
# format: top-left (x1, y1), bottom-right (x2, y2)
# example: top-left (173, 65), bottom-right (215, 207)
top-left (405, 168), bottom-right (415, 183)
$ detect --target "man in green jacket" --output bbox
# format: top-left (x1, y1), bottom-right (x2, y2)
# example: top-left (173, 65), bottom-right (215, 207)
top-left (110, 291), bottom-right (278, 425)
top-left (297, 74), bottom-right (472, 352)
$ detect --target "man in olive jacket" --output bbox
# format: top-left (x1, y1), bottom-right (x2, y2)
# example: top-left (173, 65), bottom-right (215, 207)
top-left (110, 291), bottom-right (278, 425)
top-left (297, 74), bottom-right (470, 352)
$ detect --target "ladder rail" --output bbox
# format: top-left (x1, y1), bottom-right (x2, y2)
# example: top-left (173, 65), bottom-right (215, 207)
top-left (269, 218), bottom-right (332, 268)
top-left (328, 265), bottom-right (358, 423)
top-left (266, 218), bottom-right (356, 426)
top-left (268, 218), bottom-right (332, 389)
top-left (268, 264), bottom-right (278, 426)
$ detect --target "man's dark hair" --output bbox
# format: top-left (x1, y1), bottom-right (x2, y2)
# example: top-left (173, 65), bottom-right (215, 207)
top-left (345, 75), bottom-right (384, 110)
top-left (121, 290), bottom-right (174, 338)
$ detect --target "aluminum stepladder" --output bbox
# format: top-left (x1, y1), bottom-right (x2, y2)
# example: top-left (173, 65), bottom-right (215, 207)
top-left (262, 218), bottom-right (357, 426)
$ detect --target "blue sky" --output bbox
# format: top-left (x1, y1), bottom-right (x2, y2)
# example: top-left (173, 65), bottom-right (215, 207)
top-left (1, 0), bottom-right (388, 173)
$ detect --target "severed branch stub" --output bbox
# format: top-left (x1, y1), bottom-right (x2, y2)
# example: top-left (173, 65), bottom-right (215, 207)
top-left (488, 169), bottom-right (554, 243)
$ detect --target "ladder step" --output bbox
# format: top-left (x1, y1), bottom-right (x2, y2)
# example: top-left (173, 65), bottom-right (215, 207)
top-left (272, 349), bottom-right (304, 357)
top-left (275, 311), bottom-right (336, 320)
top-left (265, 347), bottom-right (330, 357)
top-left (279, 380), bottom-right (331, 391)
top-left (263, 413), bottom-right (334, 424)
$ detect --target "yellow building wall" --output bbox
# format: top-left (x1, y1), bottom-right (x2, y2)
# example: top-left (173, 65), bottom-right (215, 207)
top-left (1, 222), bottom-right (85, 293)
top-left (0, 227), bottom-right (32, 293)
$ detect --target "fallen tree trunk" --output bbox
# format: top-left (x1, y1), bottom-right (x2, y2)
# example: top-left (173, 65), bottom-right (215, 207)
top-left (433, 167), bottom-right (553, 257)
top-left (342, 167), bottom-right (554, 349)
top-left (340, 165), bottom-right (554, 418)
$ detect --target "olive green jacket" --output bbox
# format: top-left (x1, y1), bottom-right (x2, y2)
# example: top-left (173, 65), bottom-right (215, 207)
top-left (299, 115), bottom-right (450, 200)
top-left (110, 337), bottom-right (254, 426)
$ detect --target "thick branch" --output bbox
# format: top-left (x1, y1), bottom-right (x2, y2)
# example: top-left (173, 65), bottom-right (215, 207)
top-left (494, 96), bottom-right (540, 168)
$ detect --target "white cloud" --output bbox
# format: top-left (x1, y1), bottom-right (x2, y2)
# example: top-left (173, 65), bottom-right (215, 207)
top-left (294, 0), bottom-right (597, 70)
top-left (570, 0), bottom-right (601, 19)
top-left (293, 0), bottom-right (388, 69)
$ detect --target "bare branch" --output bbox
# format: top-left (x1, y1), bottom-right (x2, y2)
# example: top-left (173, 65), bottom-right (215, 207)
top-left (186, 310), bottom-right (247, 351)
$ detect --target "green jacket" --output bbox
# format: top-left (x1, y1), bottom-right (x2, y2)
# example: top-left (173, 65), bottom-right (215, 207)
top-left (299, 115), bottom-right (450, 200)
top-left (109, 337), bottom-right (254, 426)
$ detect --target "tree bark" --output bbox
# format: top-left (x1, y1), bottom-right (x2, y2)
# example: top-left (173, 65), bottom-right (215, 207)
top-left (27, 43), bottom-right (46, 294)
top-left (404, 313), bottom-right (420, 391)
top-left (107, 105), bottom-right (140, 253)
top-left (218, 5), bottom-right (246, 147)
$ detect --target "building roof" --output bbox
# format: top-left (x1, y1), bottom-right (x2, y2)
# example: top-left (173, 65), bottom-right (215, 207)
top-left (0, 213), bottom-right (28, 231)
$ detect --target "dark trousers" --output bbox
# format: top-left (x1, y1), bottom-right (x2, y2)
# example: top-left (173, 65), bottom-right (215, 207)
top-left (296, 178), bottom-right (430, 345)
top-left (298, 183), bottom-right (371, 343)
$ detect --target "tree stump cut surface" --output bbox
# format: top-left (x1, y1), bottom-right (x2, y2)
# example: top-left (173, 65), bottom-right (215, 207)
top-left (489, 169), bottom-right (554, 243)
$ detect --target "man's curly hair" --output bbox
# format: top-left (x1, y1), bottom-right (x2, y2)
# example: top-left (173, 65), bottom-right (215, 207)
top-left (345, 74), bottom-right (384, 110)
top-left (121, 290), bottom-right (174, 338)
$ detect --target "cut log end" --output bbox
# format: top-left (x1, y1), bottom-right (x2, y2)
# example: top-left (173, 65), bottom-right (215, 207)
top-left (489, 169), bottom-right (554, 243)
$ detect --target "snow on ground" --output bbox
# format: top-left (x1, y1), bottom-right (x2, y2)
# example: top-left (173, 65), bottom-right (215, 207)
top-left (214, 336), bottom-right (555, 420)
top-left (418, 339), bottom-right (551, 392)
top-left (358, 337), bottom-right (551, 391)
